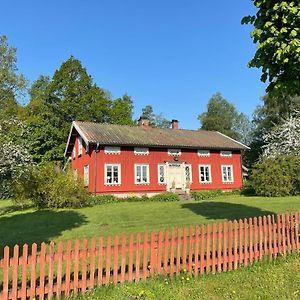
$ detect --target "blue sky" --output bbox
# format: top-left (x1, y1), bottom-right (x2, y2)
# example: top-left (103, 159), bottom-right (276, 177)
top-left (0, 0), bottom-right (265, 129)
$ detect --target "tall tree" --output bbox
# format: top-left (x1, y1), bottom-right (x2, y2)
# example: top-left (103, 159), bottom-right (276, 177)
top-left (109, 94), bottom-right (134, 125)
top-left (141, 105), bottom-right (170, 128)
top-left (198, 93), bottom-right (252, 143)
top-left (0, 35), bottom-right (26, 117)
top-left (242, 1), bottom-right (300, 95)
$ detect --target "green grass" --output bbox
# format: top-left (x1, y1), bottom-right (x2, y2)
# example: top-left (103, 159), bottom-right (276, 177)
top-left (69, 253), bottom-right (300, 300)
top-left (1, 195), bottom-right (300, 254)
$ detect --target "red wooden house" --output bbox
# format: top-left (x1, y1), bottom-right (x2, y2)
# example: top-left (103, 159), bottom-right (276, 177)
top-left (65, 119), bottom-right (249, 196)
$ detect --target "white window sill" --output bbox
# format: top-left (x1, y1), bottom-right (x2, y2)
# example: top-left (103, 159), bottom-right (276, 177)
top-left (135, 182), bottom-right (150, 185)
top-left (222, 181), bottom-right (234, 184)
top-left (158, 182), bottom-right (167, 185)
top-left (200, 181), bottom-right (212, 184)
top-left (105, 183), bottom-right (121, 186)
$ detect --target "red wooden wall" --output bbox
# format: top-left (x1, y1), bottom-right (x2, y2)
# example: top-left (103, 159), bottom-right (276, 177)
top-left (71, 136), bottom-right (243, 195)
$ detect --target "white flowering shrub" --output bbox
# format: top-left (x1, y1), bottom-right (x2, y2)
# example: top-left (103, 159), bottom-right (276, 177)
top-left (262, 113), bottom-right (300, 159)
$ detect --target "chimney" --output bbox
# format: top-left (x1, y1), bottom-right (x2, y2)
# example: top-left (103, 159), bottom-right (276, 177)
top-left (171, 119), bottom-right (179, 129)
top-left (138, 117), bottom-right (150, 127)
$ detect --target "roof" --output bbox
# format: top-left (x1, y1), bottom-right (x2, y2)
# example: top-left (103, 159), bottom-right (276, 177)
top-left (64, 121), bottom-right (249, 156)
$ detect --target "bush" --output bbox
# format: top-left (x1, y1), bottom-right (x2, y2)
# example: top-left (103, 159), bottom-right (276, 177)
top-left (191, 189), bottom-right (223, 201)
top-left (251, 156), bottom-right (300, 197)
top-left (13, 163), bottom-right (89, 208)
top-left (88, 194), bottom-right (119, 205)
top-left (150, 192), bottom-right (180, 202)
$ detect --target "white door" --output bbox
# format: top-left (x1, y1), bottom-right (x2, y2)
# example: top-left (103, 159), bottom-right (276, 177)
top-left (167, 163), bottom-right (183, 189)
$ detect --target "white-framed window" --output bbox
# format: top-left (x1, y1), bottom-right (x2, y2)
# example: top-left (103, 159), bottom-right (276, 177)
top-left (72, 147), bottom-right (76, 159)
top-left (134, 147), bottom-right (149, 155)
top-left (105, 164), bottom-right (121, 185)
top-left (199, 165), bottom-right (212, 183)
top-left (78, 136), bottom-right (83, 156)
top-left (185, 164), bottom-right (192, 183)
top-left (158, 164), bottom-right (167, 184)
top-left (135, 164), bottom-right (150, 184)
top-left (104, 146), bottom-right (121, 155)
top-left (168, 149), bottom-right (181, 156)
top-left (222, 165), bottom-right (234, 183)
top-left (83, 165), bottom-right (89, 187)
top-left (197, 149), bottom-right (210, 157)
top-left (220, 150), bottom-right (232, 157)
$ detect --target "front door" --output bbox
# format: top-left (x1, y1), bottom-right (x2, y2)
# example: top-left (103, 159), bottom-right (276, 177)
top-left (167, 163), bottom-right (184, 190)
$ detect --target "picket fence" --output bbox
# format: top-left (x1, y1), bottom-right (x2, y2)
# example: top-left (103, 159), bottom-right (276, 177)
top-left (0, 211), bottom-right (300, 300)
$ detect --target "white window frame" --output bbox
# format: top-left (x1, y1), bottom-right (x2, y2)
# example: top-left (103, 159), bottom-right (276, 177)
top-left (104, 146), bottom-right (121, 155)
top-left (105, 164), bottom-right (121, 185)
top-left (83, 165), bottom-right (89, 187)
top-left (135, 164), bottom-right (150, 184)
top-left (72, 146), bottom-right (76, 159)
top-left (221, 165), bottom-right (234, 183)
top-left (185, 164), bottom-right (193, 183)
top-left (168, 148), bottom-right (181, 156)
top-left (197, 149), bottom-right (210, 157)
top-left (78, 136), bottom-right (83, 156)
top-left (134, 147), bottom-right (149, 155)
top-left (220, 150), bottom-right (232, 157)
top-left (199, 164), bottom-right (212, 183)
top-left (157, 164), bottom-right (167, 184)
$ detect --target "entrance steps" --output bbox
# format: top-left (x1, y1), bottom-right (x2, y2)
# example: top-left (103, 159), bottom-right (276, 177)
top-left (175, 191), bottom-right (193, 201)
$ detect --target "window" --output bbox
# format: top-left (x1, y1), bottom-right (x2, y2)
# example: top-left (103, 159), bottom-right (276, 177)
top-left (158, 164), bottom-right (167, 184)
top-left (105, 164), bottom-right (121, 185)
top-left (185, 164), bottom-right (192, 183)
top-left (135, 164), bottom-right (150, 184)
top-left (134, 147), bottom-right (149, 155)
top-left (72, 147), bottom-right (76, 159)
top-left (168, 149), bottom-right (181, 156)
top-left (78, 136), bottom-right (83, 156)
top-left (74, 169), bottom-right (78, 179)
top-left (104, 146), bottom-right (121, 154)
top-left (83, 165), bottom-right (89, 187)
top-left (220, 151), bottom-right (232, 157)
top-left (199, 165), bottom-right (212, 183)
top-left (197, 150), bottom-right (210, 157)
top-left (222, 165), bottom-right (234, 183)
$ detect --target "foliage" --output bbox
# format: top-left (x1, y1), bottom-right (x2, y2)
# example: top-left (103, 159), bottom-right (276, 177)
top-left (109, 94), bottom-right (134, 125)
top-left (150, 192), bottom-right (180, 202)
top-left (198, 92), bottom-right (252, 144)
top-left (242, 1), bottom-right (300, 95)
top-left (141, 105), bottom-right (170, 128)
top-left (251, 156), bottom-right (300, 197)
top-left (191, 189), bottom-right (223, 201)
top-left (13, 163), bottom-right (89, 208)
top-left (261, 112), bottom-right (300, 158)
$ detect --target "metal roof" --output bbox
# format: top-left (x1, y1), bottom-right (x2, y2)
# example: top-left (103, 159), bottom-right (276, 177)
top-left (64, 121), bottom-right (249, 156)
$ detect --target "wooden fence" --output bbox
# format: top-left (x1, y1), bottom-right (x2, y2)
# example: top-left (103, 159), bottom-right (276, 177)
top-left (0, 211), bottom-right (300, 300)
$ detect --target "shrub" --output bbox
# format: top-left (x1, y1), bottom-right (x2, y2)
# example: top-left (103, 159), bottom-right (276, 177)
top-left (191, 190), bottom-right (223, 201)
top-left (251, 156), bottom-right (300, 197)
top-left (13, 163), bottom-right (89, 208)
top-left (88, 194), bottom-right (119, 205)
top-left (150, 192), bottom-right (180, 202)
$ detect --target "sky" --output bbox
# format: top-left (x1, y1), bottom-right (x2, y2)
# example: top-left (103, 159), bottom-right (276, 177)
top-left (0, 0), bottom-right (266, 129)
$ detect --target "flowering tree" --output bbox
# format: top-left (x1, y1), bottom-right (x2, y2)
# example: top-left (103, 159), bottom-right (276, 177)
top-left (262, 112), bottom-right (300, 159)
top-left (0, 118), bottom-right (33, 198)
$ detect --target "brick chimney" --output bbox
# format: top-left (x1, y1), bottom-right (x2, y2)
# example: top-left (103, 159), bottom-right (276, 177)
top-left (171, 119), bottom-right (179, 129)
top-left (138, 117), bottom-right (150, 127)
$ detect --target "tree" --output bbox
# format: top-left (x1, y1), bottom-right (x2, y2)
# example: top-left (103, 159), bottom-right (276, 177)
top-left (141, 105), bottom-right (170, 128)
top-left (198, 93), bottom-right (252, 143)
top-left (261, 112), bottom-right (300, 159)
top-left (109, 94), bottom-right (134, 125)
top-left (0, 35), bottom-right (26, 117)
top-left (242, 1), bottom-right (300, 95)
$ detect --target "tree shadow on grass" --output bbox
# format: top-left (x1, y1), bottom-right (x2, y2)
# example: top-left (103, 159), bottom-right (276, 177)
top-left (181, 201), bottom-right (275, 221)
top-left (0, 210), bottom-right (87, 257)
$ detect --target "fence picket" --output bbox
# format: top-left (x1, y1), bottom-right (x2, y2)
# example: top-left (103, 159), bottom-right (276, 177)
top-left (1, 211), bottom-right (300, 300)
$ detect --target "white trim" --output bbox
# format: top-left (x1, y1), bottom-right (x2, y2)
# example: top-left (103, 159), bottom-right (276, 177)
top-left (83, 165), bottom-right (89, 187)
top-left (134, 147), bottom-right (149, 155)
top-left (157, 164), bottom-right (167, 184)
top-left (216, 131), bottom-right (250, 150)
top-left (168, 148), bottom-right (181, 156)
top-left (185, 164), bottom-right (193, 183)
top-left (197, 149), bottom-right (210, 157)
top-left (105, 163), bottom-right (121, 185)
top-left (221, 164), bottom-right (234, 183)
top-left (220, 150), bottom-right (232, 157)
top-left (72, 147), bottom-right (76, 159)
top-left (78, 136), bottom-right (83, 156)
top-left (135, 164), bottom-right (150, 184)
top-left (199, 164), bottom-right (212, 183)
top-left (104, 146), bottom-right (121, 155)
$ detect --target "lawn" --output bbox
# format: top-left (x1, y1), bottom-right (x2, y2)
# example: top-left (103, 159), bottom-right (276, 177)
top-left (1, 195), bottom-right (300, 253)
top-left (70, 253), bottom-right (300, 300)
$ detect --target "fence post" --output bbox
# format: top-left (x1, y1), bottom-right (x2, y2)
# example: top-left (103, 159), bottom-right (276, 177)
top-left (223, 222), bottom-right (228, 271)
top-left (170, 229), bottom-right (175, 276)
top-left (56, 241), bottom-right (63, 299)
top-left (89, 237), bottom-right (96, 289)
top-left (128, 233), bottom-right (134, 282)
top-left (200, 224), bottom-right (205, 275)
top-left (65, 240), bottom-right (72, 296)
top-left (211, 224), bottom-right (216, 274)
top-left (2, 246), bottom-right (10, 300)
top-left (249, 218), bottom-right (253, 264)
top-left (136, 233), bottom-right (141, 280)
top-left (39, 242), bottom-right (46, 300)
top-left (97, 237), bottom-right (103, 286)
top-left (30, 243), bottom-right (37, 299)
top-left (194, 225), bottom-right (199, 277)
top-left (11, 245), bottom-right (19, 300)
top-left (206, 224), bottom-right (211, 274)
top-left (105, 236), bottom-right (112, 285)
top-left (120, 234), bottom-right (127, 283)
top-left (233, 220), bottom-right (238, 269)
top-left (176, 228), bottom-right (181, 275)
top-left (228, 221), bottom-right (233, 270)
top-left (217, 223), bottom-right (222, 273)
top-left (81, 239), bottom-right (88, 293)
top-left (113, 235), bottom-right (119, 285)
top-left (21, 244), bottom-right (28, 300)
